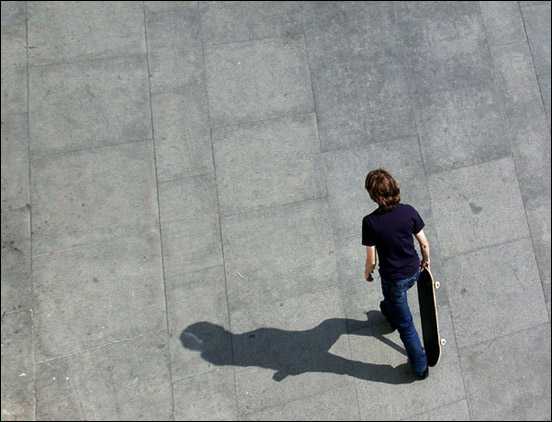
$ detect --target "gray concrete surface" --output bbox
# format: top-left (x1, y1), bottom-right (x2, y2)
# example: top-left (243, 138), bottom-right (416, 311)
top-left (1, 1), bottom-right (551, 420)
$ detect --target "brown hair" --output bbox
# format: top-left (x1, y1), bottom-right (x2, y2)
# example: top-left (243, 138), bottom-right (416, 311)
top-left (365, 168), bottom-right (400, 210)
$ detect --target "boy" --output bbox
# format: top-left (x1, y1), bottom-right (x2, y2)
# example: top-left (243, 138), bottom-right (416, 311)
top-left (362, 168), bottom-right (430, 380)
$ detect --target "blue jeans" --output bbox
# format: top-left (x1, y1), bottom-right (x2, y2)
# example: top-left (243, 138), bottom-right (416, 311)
top-left (380, 269), bottom-right (428, 376)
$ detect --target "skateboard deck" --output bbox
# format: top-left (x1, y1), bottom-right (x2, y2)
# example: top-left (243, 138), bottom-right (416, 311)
top-left (417, 268), bottom-right (445, 367)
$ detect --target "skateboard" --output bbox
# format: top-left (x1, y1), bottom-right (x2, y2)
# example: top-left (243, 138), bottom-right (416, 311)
top-left (416, 267), bottom-right (446, 367)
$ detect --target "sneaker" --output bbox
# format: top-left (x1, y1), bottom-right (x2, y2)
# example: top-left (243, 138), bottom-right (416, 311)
top-left (415, 367), bottom-right (429, 380)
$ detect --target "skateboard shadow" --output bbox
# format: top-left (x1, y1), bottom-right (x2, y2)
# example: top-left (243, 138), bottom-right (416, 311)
top-left (180, 311), bottom-right (416, 385)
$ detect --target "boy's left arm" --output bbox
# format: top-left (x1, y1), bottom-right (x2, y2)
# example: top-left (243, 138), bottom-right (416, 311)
top-left (364, 246), bottom-right (377, 282)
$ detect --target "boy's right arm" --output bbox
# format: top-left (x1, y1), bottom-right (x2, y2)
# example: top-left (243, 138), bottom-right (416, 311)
top-left (414, 229), bottom-right (431, 269)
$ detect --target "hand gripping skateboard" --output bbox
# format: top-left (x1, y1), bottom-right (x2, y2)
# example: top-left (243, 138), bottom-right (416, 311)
top-left (417, 267), bottom-right (446, 367)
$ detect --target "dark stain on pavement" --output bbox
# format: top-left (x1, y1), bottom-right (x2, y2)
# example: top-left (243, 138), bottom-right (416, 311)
top-left (469, 202), bottom-right (483, 214)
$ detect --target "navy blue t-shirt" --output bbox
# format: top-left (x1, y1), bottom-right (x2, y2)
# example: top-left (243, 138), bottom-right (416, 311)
top-left (362, 203), bottom-right (425, 281)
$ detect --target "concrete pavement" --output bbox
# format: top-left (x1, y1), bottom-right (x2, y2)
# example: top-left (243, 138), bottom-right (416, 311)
top-left (1, 1), bottom-right (551, 420)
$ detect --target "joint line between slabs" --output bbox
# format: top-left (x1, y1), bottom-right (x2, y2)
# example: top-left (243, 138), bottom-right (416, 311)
top-left (142, 3), bottom-right (176, 419)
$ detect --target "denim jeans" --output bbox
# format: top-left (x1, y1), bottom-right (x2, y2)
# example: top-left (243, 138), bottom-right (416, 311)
top-left (380, 269), bottom-right (428, 376)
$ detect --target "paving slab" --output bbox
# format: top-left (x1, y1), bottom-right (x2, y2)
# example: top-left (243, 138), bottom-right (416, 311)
top-left (1, 113), bottom-right (29, 208)
top-left (521, 1), bottom-right (552, 129)
top-left (1, 134), bottom-right (31, 313)
top-left (444, 238), bottom-right (548, 349)
top-left (29, 56), bottom-right (151, 156)
top-left (230, 287), bottom-right (349, 367)
top-left (32, 231), bottom-right (165, 361)
top-left (538, 71), bottom-right (551, 124)
top-left (145, 5), bottom-right (202, 94)
top-left (200, 1), bottom-right (302, 45)
top-left (151, 90), bottom-right (213, 182)
top-left (525, 196), bottom-right (552, 306)
top-left (27, 1), bottom-right (145, 65)
top-left (167, 265), bottom-right (232, 381)
top-left (205, 36), bottom-right (313, 127)
top-left (479, 1), bottom-right (525, 47)
top-left (302, 2), bottom-right (397, 61)
top-left (0, 310), bottom-right (34, 422)
top-left (159, 174), bottom-right (223, 276)
top-left (428, 158), bottom-right (529, 258)
top-left (309, 53), bottom-right (415, 153)
top-left (460, 323), bottom-right (551, 420)
top-left (1, 63), bottom-right (26, 119)
top-left (146, 6), bottom-right (213, 182)
top-left (1, 203), bottom-right (31, 314)
top-left (304, 2), bottom-right (414, 151)
top-left (491, 41), bottom-right (542, 109)
top-left (173, 367), bottom-right (237, 421)
top-left (396, 1), bottom-right (495, 95)
top-left (489, 40), bottom-right (551, 205)
top-left (322, 137), bottom-right (429, 240)
top-left (0, 198), bottom-right (29, 245)
top-left (1, 1), bottom-right (27, 117)
top-left (510, 106), bottom-right (552, 206)
top-left (221, 199), bottom-right (336, 310)
top-left (231, 288), bottom-right (354, 415)
top-left (144, 1), bottom-right (198, 13)
top-left (350, 306), bottom-right (465, 420)
top-left (1, 1), bottom-right (26, 62)
top-left (35, 332), bottom-right (172, 421)
top-left (405, 399), bottom-right (470, 421)
top-left (415, 86), bottom-right (511, 174)
top-left (521, 2), bottom-right (551, 78)
top-left (520, 1), bottom-right (551, 7)
top-left (30, 141), bottom-right (159, 255)
top-left (243, 382), bottom-right (359, 421)
top-left (213, 113), bottom-right (325, 216)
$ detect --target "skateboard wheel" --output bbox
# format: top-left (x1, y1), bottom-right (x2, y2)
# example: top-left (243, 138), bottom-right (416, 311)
top-left (440, 338), bottom-right (447, 346)
top-left (435, 281), bottom-right (440, 289)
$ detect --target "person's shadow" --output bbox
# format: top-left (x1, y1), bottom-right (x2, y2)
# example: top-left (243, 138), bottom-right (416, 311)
top-left (180, 311), bottom-right (416, 384)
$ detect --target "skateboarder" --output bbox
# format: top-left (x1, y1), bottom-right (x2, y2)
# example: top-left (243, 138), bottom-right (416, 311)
top-left (362, 168), bottom-right (430, 380)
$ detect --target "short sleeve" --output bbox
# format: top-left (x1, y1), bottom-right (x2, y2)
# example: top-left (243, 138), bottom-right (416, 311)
top-left (362, 216), bottom-right (376, 246)
top-left (411, 207), bottom-right (425, 234)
